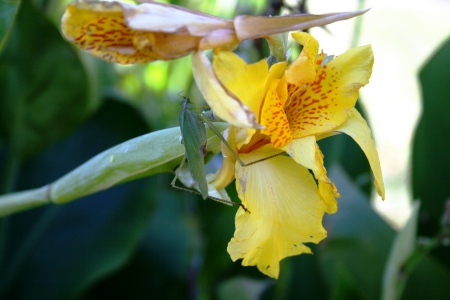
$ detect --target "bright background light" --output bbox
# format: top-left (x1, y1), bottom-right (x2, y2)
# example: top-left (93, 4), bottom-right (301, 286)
top-left (308, 0), bottom-right (450, 227)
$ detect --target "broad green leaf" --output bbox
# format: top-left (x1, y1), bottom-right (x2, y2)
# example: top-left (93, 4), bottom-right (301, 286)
top-left (0, 0), bottom-right (90, 159)
top-left (273, 252), bottom-right (328, 299)
top-left (413, 36), bottom-right (450, 235)
top-left (84, 183), bottom-right (198, 299)
top-left (0, 100), bottom-right (156, 298)
top-left (0, 0), bottom-right (20, 53)
top-left (218, 276), bottom-right (271, 300)
top-left (382, 201), bottom-right (420, 300)
top-left (319, 165), bottom-right (395, 300)
top-left (401, 255), bottom-right (450, 300)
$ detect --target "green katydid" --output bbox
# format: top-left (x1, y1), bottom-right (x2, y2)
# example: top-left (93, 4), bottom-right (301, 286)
top-left (171, 97), bottom-right (283, 209)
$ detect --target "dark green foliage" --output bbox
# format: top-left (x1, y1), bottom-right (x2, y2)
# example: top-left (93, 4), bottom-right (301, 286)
top-left (413, 37), bottom-right (450, 235)
top-left (0, 0), bottom-right (91, 160)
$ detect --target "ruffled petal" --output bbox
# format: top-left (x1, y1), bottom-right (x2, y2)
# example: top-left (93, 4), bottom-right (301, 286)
top-left (285, 42), bottom-right (374, 138)
top-left (228, 145), bottom-right (327, 278)
top-left (192, 51), bottom-right (262, 129)
top-left (333, 108), bottom-right (385, 199)
top-left (282, 136), bottom-right (339, 213)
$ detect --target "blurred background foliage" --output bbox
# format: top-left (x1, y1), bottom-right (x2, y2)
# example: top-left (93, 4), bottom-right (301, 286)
top-left (0, 0), bottom-right (449, 299)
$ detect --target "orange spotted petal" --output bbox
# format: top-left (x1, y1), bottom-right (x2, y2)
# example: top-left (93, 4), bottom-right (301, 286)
top-left (61, 1), bottom-right (228, 64)
top-left (228, 145), bottom-right (327, 279)
top-left (62, 2), bottom-right (161, 64)
top-left (261, 78), bottom-right (293, 149)
top-left (285, 43), bottom-right (374, 138)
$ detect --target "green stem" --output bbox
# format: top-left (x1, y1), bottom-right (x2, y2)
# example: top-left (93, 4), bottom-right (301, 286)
top-left (0, 186), bottom-right (50, 218)
top-left (265, 33), bottom-right (287, 66)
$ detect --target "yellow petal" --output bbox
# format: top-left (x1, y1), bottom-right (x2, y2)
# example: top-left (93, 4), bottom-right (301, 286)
top-left (282, 136), bottom-right (339, 213)
top-left (286, 32), bottom-right (319, 85)
top-left (228, 145), bottom-right (327, 278)
top-left (334, 108), bottom-right (385, 199)
top-left (211, 128), bottom-right (237, 191)
top-left (285, 42), bottom-right (374, 138)
top-left (192, 51), bottom-right (262, 129)
top-left (212, 51), bottom-right (289, 146)
top-left (212, 51), bottom-right (270, 121)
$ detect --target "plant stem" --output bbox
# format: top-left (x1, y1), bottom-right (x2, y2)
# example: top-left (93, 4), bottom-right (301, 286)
top-left (266, 33), bottom-right (287, 66)
top-left (0, 186), bottom-right (50, 218)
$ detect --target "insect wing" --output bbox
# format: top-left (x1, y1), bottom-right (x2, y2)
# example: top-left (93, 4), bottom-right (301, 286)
top-left (180, 98), bottom-right (209, 199)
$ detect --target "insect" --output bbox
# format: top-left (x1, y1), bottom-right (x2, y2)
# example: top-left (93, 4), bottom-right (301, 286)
top-left (171, 97), bottom-right (283, 210)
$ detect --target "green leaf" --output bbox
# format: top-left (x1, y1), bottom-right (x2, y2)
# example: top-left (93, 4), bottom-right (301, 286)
top-left (0, 0), bottom-right (90, 160)
top-left (273, 251), bottom-right (328, 299)
top-left (0, 0), bottom-right (20, 53)
top-left (413, 36), bottom-right (450, 235)
top-left (319, 165), bottom-right (395, 300)
top-left (401, 255), bottom-right (450, 300)
top-left (382, 201), bottom-right (420, 300)
top-left (218, 276), bottom-right (272, 300)
top-left (0, 100), bottom-right (155, 299)
top-left (83, 182), bottom-right (198, 299)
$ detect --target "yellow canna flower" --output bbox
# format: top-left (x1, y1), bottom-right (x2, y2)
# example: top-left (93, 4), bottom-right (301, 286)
top-left (61, 0), bottom-right (368, 64)
top-left (195, 32), bottom-right (385, 278)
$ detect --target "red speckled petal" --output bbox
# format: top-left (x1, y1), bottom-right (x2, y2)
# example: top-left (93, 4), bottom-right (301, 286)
top-left (261, 78), bottom-right (292, 149)
top-left (62, 2), bottom-right (201, 64)
top-left (285, 44), bottom-right (374, 138)
top-left (62, 3), bottom-right (159, 64)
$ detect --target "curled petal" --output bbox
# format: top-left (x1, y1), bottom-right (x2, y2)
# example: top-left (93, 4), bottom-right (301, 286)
top-left (228, 145), bottom-right (327, 278)
top-left (192, 51), bottom-right (262, 129)
top-left (282, 136), bottom-right (339, 213)
top-left (286, 32), bottom-right (319, 85)
top-left (334, 108), bottom-right (385, 199)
